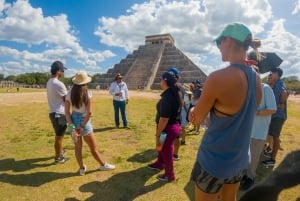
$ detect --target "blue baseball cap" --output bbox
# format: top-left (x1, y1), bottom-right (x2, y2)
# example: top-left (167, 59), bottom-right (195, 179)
top-left (168, 67), bottom-right (180, 77)
top-left (51, 60), bottom-right (67, 75)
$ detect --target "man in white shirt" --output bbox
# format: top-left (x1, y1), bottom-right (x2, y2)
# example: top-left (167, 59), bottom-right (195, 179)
top-left (46, 61), bottom-right (68, 164)
top-left (109, 74), bottom-right (129, 128)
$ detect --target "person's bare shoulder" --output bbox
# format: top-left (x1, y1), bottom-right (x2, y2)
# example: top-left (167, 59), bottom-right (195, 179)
top-left (207, 67), bottom-right (233, 85)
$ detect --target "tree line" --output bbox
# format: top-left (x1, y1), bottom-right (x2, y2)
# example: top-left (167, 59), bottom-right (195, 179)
top-left (1, 72), bottom-right (300, 92)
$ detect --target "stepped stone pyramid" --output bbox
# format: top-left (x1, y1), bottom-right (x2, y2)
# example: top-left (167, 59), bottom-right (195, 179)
top-left (96, 33), bottom-right (207, 90)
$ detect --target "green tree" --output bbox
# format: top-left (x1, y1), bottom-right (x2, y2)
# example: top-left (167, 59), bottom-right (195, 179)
top-left (16, 74), bottom-right (36, 85)
top-left (5, 75), bottom-right (17, 81)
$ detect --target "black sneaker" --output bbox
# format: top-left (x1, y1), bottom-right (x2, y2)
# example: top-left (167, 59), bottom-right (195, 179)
top-left (263, 152), bottom-right (272, 158)
top-left (54, 156), bottom-right (69, 164)
top-left (173, 154), bottom-right (180, 161)
top-left (240, 175), bottom-right (248, 186)
top-left (265, 146), bottom-right (272, 153)
top-left (180, 140), bottom-right (186, 145)
top-left (157, 174), bottom-right (175, 182)
top-left (240, 177), bottom-right (254, 191)
top-left (147, 164), bottom-right (163, 171)
top-left (262, 159), bottom-right (275, 167)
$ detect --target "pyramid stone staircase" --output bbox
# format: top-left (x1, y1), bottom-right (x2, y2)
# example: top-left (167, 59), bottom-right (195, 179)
top-left (95, 34), bottom-right (207, 90)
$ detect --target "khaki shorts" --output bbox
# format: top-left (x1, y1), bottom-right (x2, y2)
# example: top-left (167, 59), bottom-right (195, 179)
top-left (191, 162), bottom-right (242, 194)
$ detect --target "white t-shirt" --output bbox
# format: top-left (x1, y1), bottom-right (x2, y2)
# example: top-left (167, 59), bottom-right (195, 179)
top-left (46, 78), bottom-right (67, 114)
top-left (66, 90), bottom-right (92, 115)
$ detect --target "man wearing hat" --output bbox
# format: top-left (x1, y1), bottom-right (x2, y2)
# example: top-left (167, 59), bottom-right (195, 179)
top-left (109, 73), bottom-right (129, 128)
top-left (46, 60), bottom-right (68, 164)
top-left (263, 67), bottom-right (289, 167)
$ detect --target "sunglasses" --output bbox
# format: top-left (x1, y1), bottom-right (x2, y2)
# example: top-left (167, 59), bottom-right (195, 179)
top-left (216, 36), bottom-right (226, 47)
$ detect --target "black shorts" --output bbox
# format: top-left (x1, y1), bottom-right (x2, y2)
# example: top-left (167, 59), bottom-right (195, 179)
top-left (191, 161), bottom-right (242, 194)
top-left (268, 117), bottom-right (285, 137)
top-left (49, 113), bottom-right (67, 136)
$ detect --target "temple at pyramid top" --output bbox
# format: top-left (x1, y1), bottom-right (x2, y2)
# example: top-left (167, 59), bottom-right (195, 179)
top-left (95, 33), bottom-right (207, 90)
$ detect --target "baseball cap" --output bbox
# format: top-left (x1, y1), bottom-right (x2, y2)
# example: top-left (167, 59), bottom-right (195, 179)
top-left (270, 67), bottom-right (283, 78)
top-left (50, 61), bottom-right (67, 75)
top-left (168, 67), bottom-right (180, 78)
top-left (215, 22), bottom-right (252, 44)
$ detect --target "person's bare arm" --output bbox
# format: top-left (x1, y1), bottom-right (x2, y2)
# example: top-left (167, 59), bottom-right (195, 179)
top-left (65, 100), bottom-right (72, 125)
top-left (278, 90), bottom-right (288, 109)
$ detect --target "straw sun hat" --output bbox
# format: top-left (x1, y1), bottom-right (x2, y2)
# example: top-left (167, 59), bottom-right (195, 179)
top-left (72, 70), bottom-right (92, 85)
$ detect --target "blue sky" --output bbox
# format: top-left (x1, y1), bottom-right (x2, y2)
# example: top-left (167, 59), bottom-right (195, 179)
top-left (0, 0), bottom-right (300, 79)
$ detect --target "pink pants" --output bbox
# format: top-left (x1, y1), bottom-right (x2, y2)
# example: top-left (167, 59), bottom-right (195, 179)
top-left (154, 123), bottom-right (180, 179)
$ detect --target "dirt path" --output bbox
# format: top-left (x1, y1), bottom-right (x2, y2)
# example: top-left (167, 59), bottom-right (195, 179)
top-left (0, 90), bottom-right (161, 105)
top-left (0, 90), bottom-right (299, 106)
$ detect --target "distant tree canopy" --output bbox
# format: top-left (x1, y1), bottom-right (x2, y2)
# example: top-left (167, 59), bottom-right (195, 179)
top-left (3, 72), bottom-right (300, 91)
top-left (282, 76), bottom-right (300, 91)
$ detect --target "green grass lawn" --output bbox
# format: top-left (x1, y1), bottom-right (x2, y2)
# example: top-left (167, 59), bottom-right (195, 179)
top-left (0, 90), bottom-right (299, 201)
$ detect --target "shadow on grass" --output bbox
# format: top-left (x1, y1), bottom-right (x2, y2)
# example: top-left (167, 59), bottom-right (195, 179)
top-left (75, 166), bottom-right (166, 201)
top-left (127, 149), bottom-right (157, 163)
top-left (94, 126), bottom-right (116, 133)
top-left (0, 171), bottom-right (76, 187)
top-left (0, 157), bottom-right (77, 186)
top-left (184, 180), bottom-right (194, 201)
top-left (0, 157), bottom-right (54, 172)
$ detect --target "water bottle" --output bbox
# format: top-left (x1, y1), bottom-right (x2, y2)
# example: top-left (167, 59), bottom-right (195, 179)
top-left (70, 124), bottom-right (78, 143)
top-left (159, 132), bottom-right (167, 144)
top-left (157, 132), bottom-right (167, 151)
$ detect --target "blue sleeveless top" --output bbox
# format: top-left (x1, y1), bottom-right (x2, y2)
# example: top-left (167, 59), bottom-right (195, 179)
top-left (197, 64), bottom-right (257, 179)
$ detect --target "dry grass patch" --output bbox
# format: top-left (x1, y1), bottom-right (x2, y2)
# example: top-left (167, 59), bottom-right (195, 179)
top-left (0, 90), bottom-right (299, 201)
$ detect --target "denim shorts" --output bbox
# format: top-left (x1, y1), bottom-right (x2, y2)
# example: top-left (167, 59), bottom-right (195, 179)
top-left (191, 161), bottom-right (242, 194)
top-left (71, 111), bottom-right (93, 136)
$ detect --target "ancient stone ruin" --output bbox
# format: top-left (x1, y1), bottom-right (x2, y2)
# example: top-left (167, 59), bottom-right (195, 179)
top-left (95, 33), bottom-right (207, 90)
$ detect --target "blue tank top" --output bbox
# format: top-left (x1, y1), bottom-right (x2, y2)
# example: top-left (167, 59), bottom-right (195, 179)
top-left (197, 64), bottom-right (257, 179)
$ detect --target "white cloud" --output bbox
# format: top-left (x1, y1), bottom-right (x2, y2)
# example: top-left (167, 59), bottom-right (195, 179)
top-left (95, 0), bottom-right (272, 72)
top-left (292, 0), bottom-right (300, 14)
top-left (0, 0), bottom-right (76, 46)
top-left (261, 20), bottom-right (300, 77)
top-left (0, 0), bottom-right (115, 76)
top-left (94, 0), bottom-right (300, 78)
top-left (0, 0), bottom-right (299, 79)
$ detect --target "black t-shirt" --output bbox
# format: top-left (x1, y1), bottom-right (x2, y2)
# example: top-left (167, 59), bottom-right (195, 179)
top-left (155, 88), bottom-right (181, 125)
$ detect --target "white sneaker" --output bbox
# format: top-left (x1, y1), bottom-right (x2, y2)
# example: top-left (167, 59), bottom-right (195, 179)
top-left (79, 165), bottom-right (86, 176)
top-left (99, 162), bottom-right (115, 171)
